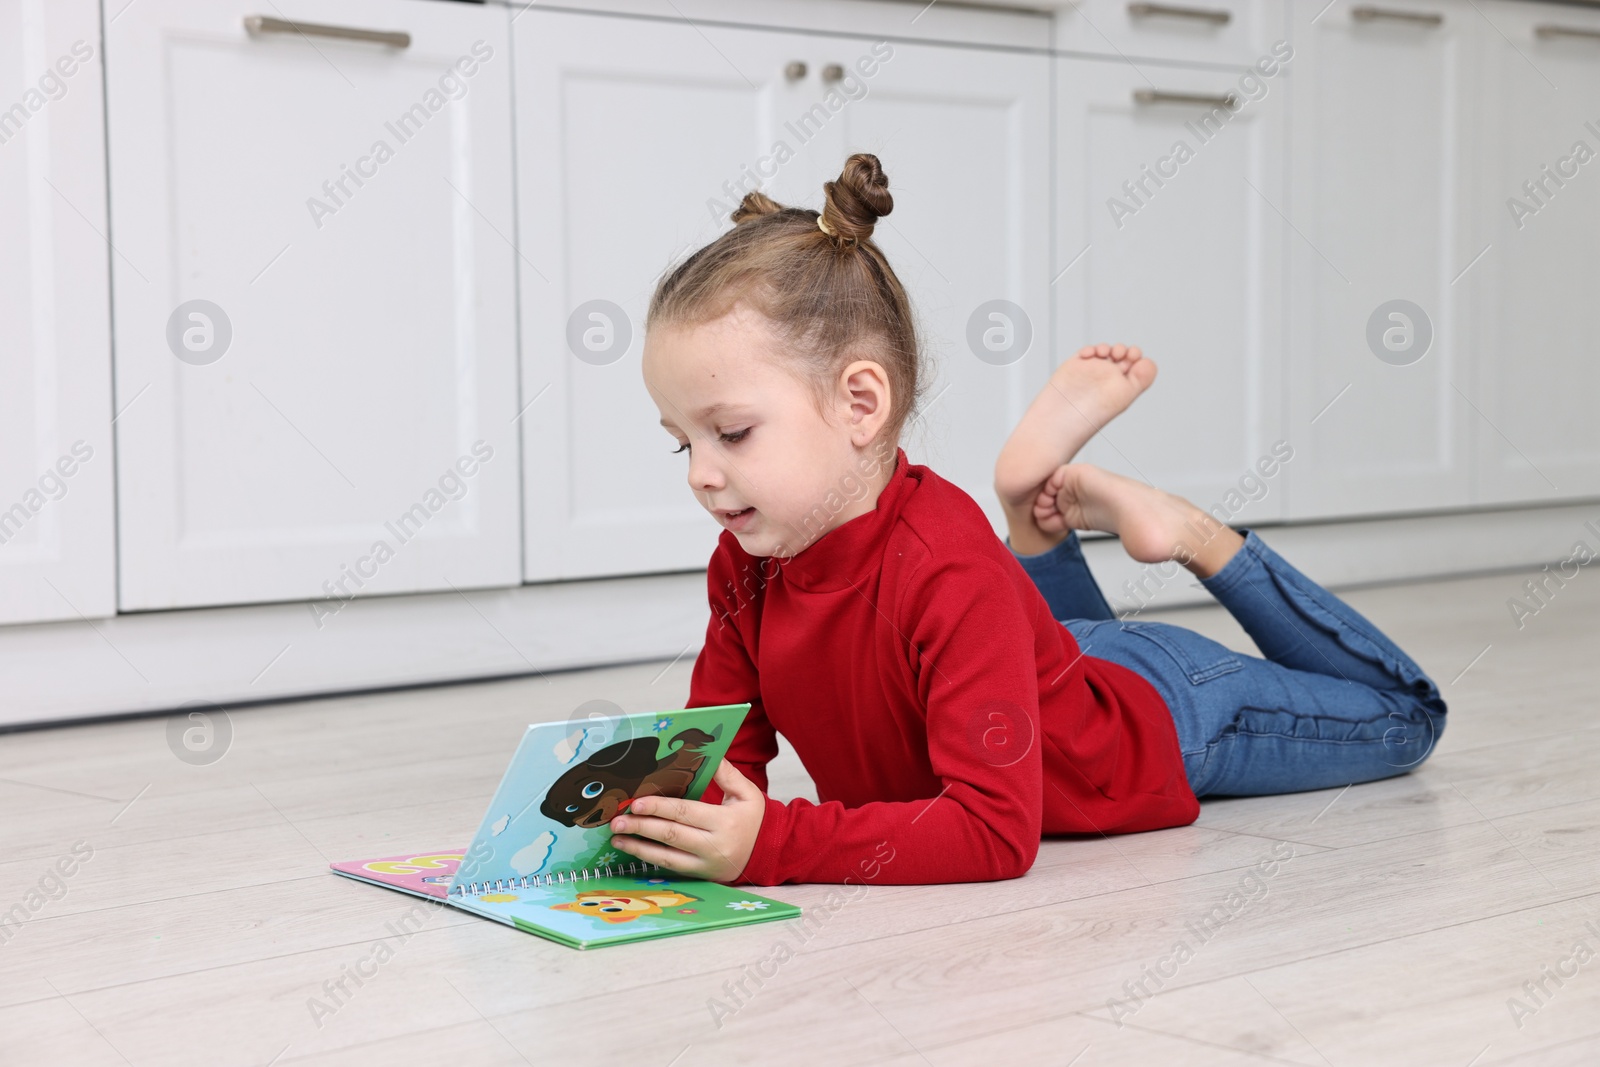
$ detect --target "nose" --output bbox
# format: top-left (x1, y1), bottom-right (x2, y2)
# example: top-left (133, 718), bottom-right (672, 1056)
top-left (686, 438), bottom-right (726, 496)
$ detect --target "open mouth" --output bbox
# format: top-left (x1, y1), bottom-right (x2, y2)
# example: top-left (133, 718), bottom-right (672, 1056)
top-left (719, 506), bottom-right (756, 529)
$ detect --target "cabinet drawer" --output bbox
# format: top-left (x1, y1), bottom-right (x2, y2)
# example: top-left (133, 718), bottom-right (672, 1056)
top-left (1055, 0), bottom-right (1288, 67)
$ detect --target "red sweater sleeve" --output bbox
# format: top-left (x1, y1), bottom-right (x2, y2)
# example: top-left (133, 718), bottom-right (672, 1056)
top-left (722, 553), bottom-right (1044, 887)
top-left (688, 544), bottom-right (778, 804)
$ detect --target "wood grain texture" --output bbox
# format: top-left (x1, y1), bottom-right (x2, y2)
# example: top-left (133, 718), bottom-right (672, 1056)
top-left (1, 567), bottom-right (1595, 1065)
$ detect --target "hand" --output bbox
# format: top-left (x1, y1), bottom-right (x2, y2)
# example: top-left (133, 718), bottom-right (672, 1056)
top-left (608, 759), bottom-right (766, 883)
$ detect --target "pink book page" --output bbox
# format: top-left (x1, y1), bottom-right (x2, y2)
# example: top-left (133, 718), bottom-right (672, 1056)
top-left (330, 850), bottom-right (466, 900)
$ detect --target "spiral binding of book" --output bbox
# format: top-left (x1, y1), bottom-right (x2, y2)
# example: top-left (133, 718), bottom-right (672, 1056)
top-left (449, 859), bottom-right (664, 897)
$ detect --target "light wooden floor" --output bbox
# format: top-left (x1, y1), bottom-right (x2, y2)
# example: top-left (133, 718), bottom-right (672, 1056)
top-left (4, 564), bottom-right (1599, 1066)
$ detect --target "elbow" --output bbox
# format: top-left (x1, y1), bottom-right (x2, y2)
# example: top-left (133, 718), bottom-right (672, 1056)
top-left (994, 834), bottom-right (1039, 880)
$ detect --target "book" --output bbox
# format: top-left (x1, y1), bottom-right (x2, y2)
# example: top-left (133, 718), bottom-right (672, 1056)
top-left (330, 702), bottom-right (801, 949)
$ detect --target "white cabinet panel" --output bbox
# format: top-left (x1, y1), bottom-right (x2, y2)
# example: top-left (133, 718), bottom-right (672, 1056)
top-left (0, 0), bottom-right (115, 625)
top-left (1056, 59), bottom-right (1289, 523)
top-left (515, 14), bottom-right (1052, 579)
top-left (106, 0), bottom-right (522, 610)
top-left (515, 12), bottom-right (879, 580)
top-left (1285, 0), bottom-right (1473, 519)
top-left (836, 40), bottom-right (1052, 533)
top-left (1467, 0), bottom-right (1600, 505)
top-left (1055, 0), bottom-right (1288, 67)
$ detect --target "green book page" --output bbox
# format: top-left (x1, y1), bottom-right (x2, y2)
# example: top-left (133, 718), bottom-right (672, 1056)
top-left (453, 703), bottom-right (752, 893)
top-left (450, 874), bottom-right (801, 949)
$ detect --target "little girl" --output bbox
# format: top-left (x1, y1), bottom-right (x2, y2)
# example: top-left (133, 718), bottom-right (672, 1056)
top-left (606, 154), bottom-right (1448, 887)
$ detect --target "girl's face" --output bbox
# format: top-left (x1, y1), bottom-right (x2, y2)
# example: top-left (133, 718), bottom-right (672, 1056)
top-left (642, 303), bottom-right (892, 559)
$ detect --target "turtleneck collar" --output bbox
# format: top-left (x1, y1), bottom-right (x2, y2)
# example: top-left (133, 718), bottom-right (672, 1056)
top-left (751, 446), bottom-right (916, 594)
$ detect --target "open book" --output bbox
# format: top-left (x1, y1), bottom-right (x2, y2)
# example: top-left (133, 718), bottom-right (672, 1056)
top-left (331, 702), bottom-right (800, 949)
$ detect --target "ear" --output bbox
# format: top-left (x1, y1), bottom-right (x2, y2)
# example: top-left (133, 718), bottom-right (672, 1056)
top-left (837, 359), bottom-right (891, 447)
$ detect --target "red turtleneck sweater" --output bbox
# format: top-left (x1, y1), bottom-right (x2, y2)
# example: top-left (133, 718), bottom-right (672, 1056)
top-left (692, 446), bottom-right (1199, 886)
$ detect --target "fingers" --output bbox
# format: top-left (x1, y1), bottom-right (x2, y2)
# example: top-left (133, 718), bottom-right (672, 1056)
top-left (711, 757), bottom-right (757, 800)
top-left (611, 811), bottom-right (714, 853)
top-left (609, 833), bottom-right (705, 877)
top-left (611, 811), bottom-right (741, 881)
top-left (624, 793), bottom-right (719, 830)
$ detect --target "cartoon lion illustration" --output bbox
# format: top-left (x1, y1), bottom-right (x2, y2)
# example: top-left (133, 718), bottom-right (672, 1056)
top-left (541, 727), bottom-right (718, 829)
top-left (550, 888), bottom-right (702, 924)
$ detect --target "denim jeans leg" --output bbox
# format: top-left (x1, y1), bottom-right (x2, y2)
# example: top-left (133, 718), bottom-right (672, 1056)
top-left (1200, 530), bottom-right (1447, 717)
top-left (1072, 618), bottom-right (1444, 797)
top-left (1007, 530), bottom-right (1116, 622)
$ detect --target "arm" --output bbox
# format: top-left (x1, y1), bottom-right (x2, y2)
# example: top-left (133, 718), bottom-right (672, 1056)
top-left (607, 541), bottom-right (777, 882)
top-left (687, 542), bottom-right (778, 806)
top-left (733, 554), bottom-right (1044, 886)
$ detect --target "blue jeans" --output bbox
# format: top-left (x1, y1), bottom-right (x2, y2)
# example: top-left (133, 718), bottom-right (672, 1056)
top-left (1010, 530), bottom-right (1447, 797)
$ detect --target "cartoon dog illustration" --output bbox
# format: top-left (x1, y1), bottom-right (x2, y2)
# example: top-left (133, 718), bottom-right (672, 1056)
top-left (550, 888), bottom-right (701, 924)
top-left (541, 727), bottom-right (718, 829)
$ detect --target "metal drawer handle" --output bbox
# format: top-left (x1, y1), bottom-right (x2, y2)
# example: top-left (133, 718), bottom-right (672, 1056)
top-left (244, 15), bottom-right (411, 49)
top-left (1133, 88), bottom-right (1238, 108)
top-left (1352, 6), bottom-right (1444, 27)
top-left (1535, 24), bottom-right (1600, 41)
top-left (1127, 3), bottom-right (1232, 26)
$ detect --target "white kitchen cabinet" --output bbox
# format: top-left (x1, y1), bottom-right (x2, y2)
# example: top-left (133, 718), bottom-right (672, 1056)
top-left (0, 0), bottom-right (116, 626)
top-left (1466, 0), bottom-right (1600, 505)
top-left (515, 10), bottom-right (1047, 578)
top-left (1284, 0), bottom-right (1475, 519)
top-left (834, 40), bottom-right (1052, 532)
top-left (514, 11), bottom-right (829, 581)
top-left (105, 0), bottom-right (522, 611)
top-left (1056, 58), bottom-right (1289, 523)
top-left (1055, 0), bottom-right (1288, 67)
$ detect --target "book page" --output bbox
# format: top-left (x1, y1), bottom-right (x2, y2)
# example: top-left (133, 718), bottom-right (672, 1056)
top-left (451, 703), bottom-right (751, 894)
top-left (451, 873), bottom-right (800, 948)
top-left (329, 851), bottom-right (464, 900)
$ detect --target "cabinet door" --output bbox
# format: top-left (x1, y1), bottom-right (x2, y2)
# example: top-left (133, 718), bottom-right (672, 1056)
top-left (1055, 0), bottom-right (1289, 67)
top-left (0, 0), bottom-right (115, 625)
top-left (1467, 1), bottom-right (1600, 504)
top-left (834, 40), bottom-right (1052, 532)
top-left (1056, 60), bottom-right (1288, 522)
top-left (1285, 0), bottom-right (1473, 519)
top-left (107, 0), bottom-right (521, 610)
top-left (514, 11), bottom-right (848, 581)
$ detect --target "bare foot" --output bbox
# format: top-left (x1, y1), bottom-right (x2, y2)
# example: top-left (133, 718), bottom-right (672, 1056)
top-left (995, 344), bottom-right (1157, 553)
top-left (1034, 464), bottom-right (1244, 579)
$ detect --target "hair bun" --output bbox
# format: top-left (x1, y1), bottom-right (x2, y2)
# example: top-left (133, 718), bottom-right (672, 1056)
top-left (820, 153), bottom-right (892, 246)
top-left (731, 190), bottom-right (784, 225)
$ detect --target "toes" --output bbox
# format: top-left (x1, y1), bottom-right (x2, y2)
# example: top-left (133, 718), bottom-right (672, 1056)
top-left (1128, 358), bottom-right (1159, 389)
top-left (1082, 342), bottom-right (1146, 363)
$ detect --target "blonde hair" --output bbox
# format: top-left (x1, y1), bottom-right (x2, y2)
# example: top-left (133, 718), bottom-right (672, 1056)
top-left (646, 153), bottom-right (925, 444)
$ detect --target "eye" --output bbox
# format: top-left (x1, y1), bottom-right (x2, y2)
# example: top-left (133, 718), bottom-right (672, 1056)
top-left (565, 803), bottom-right (579, 813)
top-left (672, 429), bottom-right (749, 454)
top-left (581, 781), bottom-right (604, 798)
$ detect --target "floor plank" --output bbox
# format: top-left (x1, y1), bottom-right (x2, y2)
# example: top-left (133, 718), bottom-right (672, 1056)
top-left (3, 565), bottom-right (1596, 1065)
